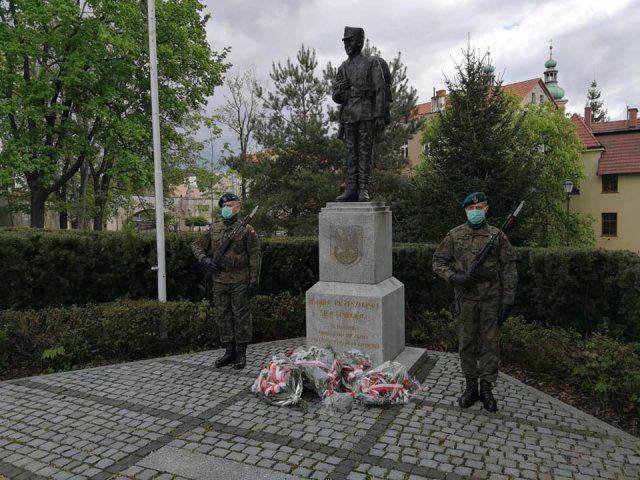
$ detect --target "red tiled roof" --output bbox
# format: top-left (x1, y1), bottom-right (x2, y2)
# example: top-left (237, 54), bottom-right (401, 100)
top-left (502, 78), bottom-right (540, 97)
top-left (591, 120), bottom-right (633, 133)
top-left (570, 114), bottom-right (602, 149)
top-left (502, 78), bottom-right (556, 104)
top-left (412, 102), bottom-right (432, 117)
top-left (597, 131), bottom-right (640, 175)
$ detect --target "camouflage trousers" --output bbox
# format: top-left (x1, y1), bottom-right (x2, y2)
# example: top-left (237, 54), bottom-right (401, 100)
top-left (213, 282), bottom-right (251, 344)
top-left (457, 297), bottom-right (501, 382)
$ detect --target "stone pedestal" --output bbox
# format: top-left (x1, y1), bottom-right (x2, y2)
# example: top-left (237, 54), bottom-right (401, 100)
top-left (306, 202), bottom-right (427, 371)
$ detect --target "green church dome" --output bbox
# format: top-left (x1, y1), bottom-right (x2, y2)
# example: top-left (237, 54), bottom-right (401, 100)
top-left (546, 83), bottom-right (565, 99)
top-left (545, 57), bottom-right (557, 69)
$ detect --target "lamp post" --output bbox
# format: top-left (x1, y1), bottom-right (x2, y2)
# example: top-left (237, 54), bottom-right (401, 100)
top-left (563, 179), bottom-right (573, 246)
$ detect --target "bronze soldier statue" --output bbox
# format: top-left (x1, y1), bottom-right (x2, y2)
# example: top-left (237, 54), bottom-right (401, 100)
top-left (333, 26), bottom-right (387, 202)
top-left (432, 192), bottom-right (518, 412)
top-left (191, 192), bottom-right (261, 369)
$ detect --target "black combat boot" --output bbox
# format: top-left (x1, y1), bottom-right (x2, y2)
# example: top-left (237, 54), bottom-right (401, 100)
top-left (479, 380), bottom-right (497, 412)
top-left (214, 342), bottom-right (236, 368)
top-left (233, 343), bottom-right (247, 370)
top-left (458, 377), bottom-right (479, 408)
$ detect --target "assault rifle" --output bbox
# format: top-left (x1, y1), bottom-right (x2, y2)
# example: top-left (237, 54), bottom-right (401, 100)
top-left (450, 201), bottom-right (524, 311)
top-left (198, 206), bottom-right (259, 297)
top-left (467, 201), bottom-right (524, 279)
top-left (213, 205), bottom-right (260, 268)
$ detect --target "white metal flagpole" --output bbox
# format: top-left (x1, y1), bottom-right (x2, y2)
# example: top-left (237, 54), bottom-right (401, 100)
top-left (147, 0), bottom-right (167, 302)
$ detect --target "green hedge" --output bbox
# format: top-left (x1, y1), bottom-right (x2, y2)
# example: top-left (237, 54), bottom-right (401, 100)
top-left (1, 228), bottom-right (639, 340)
top-left (0, 293), bottom-right (305, 378)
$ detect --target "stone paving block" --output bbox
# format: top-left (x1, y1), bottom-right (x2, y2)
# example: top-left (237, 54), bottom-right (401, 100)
top-left (0, 340), bottom-right (638, 480)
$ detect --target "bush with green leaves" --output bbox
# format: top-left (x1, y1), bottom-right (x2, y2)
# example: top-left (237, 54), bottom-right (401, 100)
top-left (0, 300), bottom-right (216, 377)
top-left (572, 334), bottom-right (640, 413)
top-left (184, 216), bottom-right (209, 227)
top-left (500, 316), bottom-right (581, 377)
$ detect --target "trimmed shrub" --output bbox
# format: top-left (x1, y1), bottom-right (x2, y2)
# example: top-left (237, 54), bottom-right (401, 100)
top-left (0, 300), bottom-right (216, 377)
top-left (251, 292), bottom-right (306, 342)
top-left (500, 316), bottom-right (581, 377)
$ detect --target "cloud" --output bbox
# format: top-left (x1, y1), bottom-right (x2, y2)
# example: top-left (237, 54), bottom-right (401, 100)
top-left (200, 0), bottom-right (639, 153)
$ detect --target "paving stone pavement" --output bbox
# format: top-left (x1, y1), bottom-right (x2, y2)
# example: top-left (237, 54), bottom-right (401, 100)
top-left (1, 337), bottom-right (638, 480)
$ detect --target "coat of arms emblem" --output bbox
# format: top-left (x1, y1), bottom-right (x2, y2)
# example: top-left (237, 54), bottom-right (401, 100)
top-left (331, 225), bottom-right (363, 265)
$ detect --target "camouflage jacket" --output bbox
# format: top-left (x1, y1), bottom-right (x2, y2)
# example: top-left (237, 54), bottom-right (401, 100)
top-left (432, 222), bottom-right (518, 303)
top-left (332, 52), bottom-right (386, 123)
top-left (191, 221), bottom-right (261, 285)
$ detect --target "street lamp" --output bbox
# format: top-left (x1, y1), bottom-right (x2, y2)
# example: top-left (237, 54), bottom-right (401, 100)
top-left (563, 179), bottom-right (574, 246)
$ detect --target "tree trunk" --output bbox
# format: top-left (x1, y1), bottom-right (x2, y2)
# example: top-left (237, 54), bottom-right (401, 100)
top-left (91, 157), bottom-right (111, 232)
top-left (30, 188), bottom-right (48, 228)
top-left (93, 208), bottom-right (104, 231)
top-left (58, 185), bottom-right (68, 229)
top-left (77, 162), bottom-right (89, 229)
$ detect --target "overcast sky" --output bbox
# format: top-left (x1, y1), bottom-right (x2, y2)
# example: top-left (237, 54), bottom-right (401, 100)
top-left (200, 0), bottom-right (639, 156)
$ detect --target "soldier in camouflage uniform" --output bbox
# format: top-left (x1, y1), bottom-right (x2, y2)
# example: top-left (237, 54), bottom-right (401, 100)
top-left (432, 192), bottom-right (518, 412)
top-left (191, 192), bottom-right (261, 370)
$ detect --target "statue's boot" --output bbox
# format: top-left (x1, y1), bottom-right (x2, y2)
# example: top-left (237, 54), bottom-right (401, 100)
top-left (357, 184), bottom-right (370, 202)
top-left (336, 187), bottom-right (358, 202)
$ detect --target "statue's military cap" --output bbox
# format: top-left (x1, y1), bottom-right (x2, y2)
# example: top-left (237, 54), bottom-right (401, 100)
top-left (342, 26), bottom-right (365, 40)
top-left (462, 191), bottom-right (487, 208)
top-left (219, 192), bottom-right (240, 208)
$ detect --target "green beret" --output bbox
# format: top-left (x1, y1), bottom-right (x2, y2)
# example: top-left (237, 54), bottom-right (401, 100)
top-left (462, 192), bottom-right (487, 208)
top-left (218, 192), bottom-right (240, 207)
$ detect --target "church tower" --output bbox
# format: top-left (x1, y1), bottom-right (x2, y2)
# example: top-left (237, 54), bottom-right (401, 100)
top-left (544, 42), bottom-right (567, 107)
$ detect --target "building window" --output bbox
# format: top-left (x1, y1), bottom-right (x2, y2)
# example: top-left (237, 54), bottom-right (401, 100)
top-left (540, 94), bottom-right (544, 103)
top-left (602, 174), bottom-right (618, 193)
top-left (531, 93), bottom-right (536, 103)
top-left (400, 143), bottom-right (408, 159)
top-left (601, 213), bottom-right (617, 236)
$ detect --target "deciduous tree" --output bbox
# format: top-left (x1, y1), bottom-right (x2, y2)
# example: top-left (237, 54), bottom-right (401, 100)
top-left (0, 0), bottom-right (228, 228)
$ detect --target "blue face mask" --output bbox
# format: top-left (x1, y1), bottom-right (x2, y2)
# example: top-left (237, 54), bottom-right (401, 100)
top-left (466, 209), bottom-right (486, 225)
top-left (221, 207), bottom-right (234, 219)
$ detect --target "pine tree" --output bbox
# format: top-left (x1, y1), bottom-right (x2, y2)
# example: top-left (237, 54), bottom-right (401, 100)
top-left (245, 45), bottom-right (344, 235)
top-left (587, 80), bottom-right (609, 123)
top-left (416, 47), bottom-right (522, 241)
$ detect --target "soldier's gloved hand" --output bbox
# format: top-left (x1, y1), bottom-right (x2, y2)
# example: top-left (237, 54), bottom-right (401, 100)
top-left (218, 257), bottom-right (234, 271)
top-left (449, 272), bottom-right (477, 288)
top-left (498, 303), bottom-right (513, 326)
top-left (374, 117), bottom-right (385, 131)
top-left (248, 282), bottom-right (259, 298)
top-left (474, 267), bottom-right (498, 282)
top-left (201, 257), bottom-right (220, 274)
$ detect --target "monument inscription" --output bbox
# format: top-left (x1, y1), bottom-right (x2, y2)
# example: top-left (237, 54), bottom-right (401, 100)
top-left (307, 295), bottom-right (382, 351)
